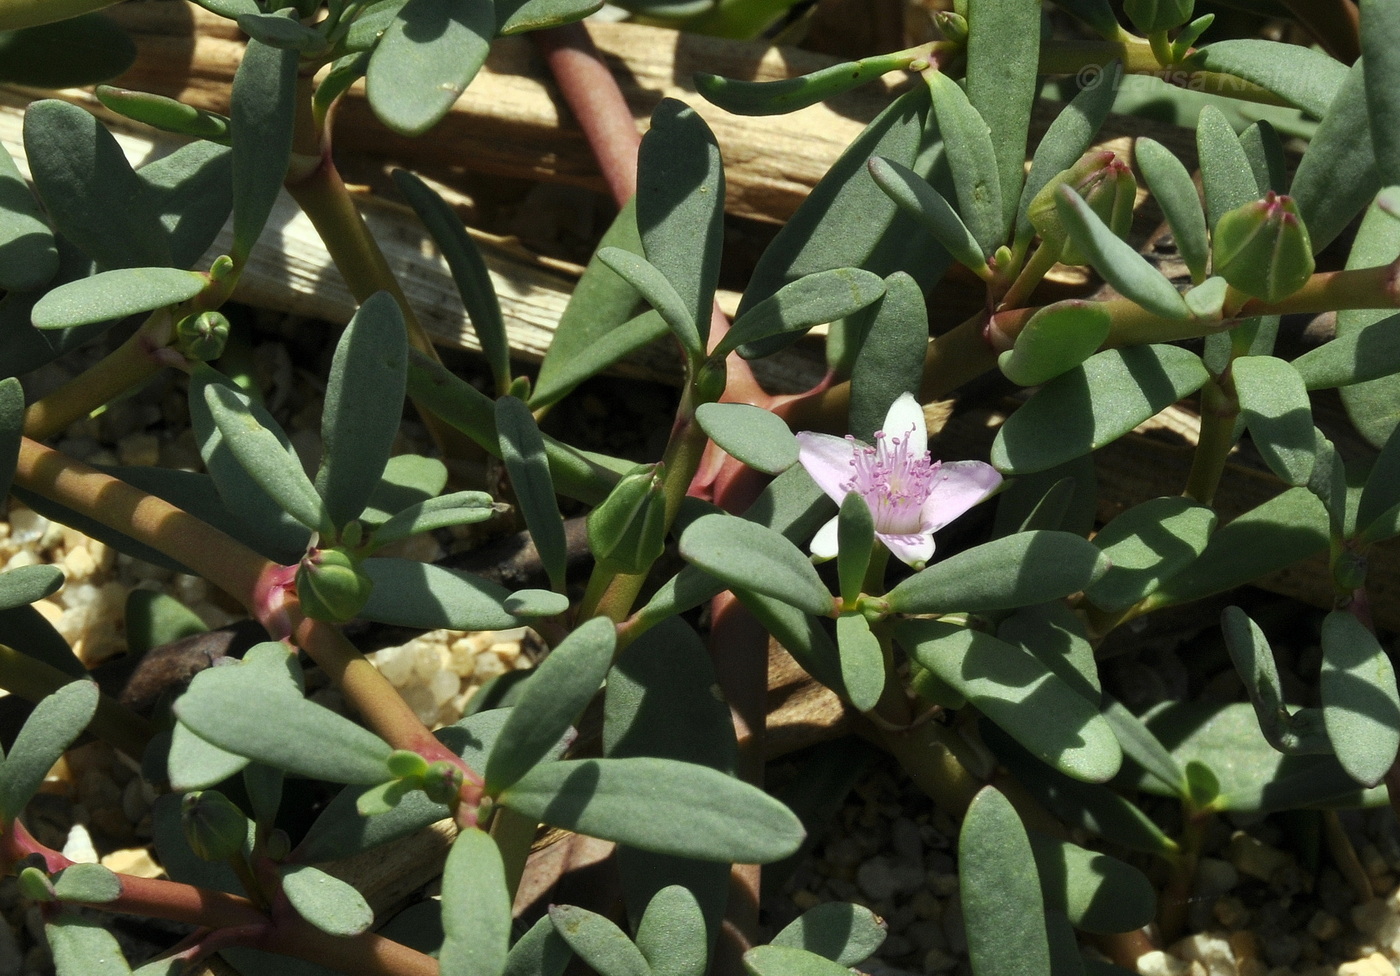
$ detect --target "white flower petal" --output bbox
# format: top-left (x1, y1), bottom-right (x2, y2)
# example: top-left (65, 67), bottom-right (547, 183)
top-left (796, 431), bottom-right (858, 503)
top-left (810, 515), bottom-right (841, 559)
top-left (920, 460), bottom-right (1003, 532)
top-left (882, 392), bottom-right (926, 459)
top-left (880, 530), bottom-right (935, 568)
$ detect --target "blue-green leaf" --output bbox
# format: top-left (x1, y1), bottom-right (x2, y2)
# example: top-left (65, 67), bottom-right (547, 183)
top-left (229, 37), bottom-right (297, 262)
top-left (366, 0), bottom-right (493, 136)
top-left (440, 827), bottom-right (510, 976)
top-left (960, 787), bottom-right (1050, 976)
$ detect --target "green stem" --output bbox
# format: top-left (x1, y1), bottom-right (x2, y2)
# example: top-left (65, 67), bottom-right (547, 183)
top-left (872, 715), bottom-right (983, 816)
top-left (487, 805), bottom-right (537, 904)
top-left (1183, 376), bottom-right (1238, 506)
top-left (997, 241), bottom-right (1060, 311)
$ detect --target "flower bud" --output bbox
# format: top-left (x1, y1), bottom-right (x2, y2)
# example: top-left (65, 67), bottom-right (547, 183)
top-left (1123, 0), bottom-right (1195, 33)
top-left (1211, 192), bottom-right (1314, 302)
top-left (587, 463), bottom-right (668, 574)
top-left (421, 761), bottom-right (464, 806)
top-left (174, 311), bottom-right (230, 363)
top-left (933, 10), bottom-right (968, 44)
top-left (296, 547), bottom-right (374, 623)
top-left (1028, 151), bottom-right (1135, 265)
top-left (181, 790), bottom-right (249, 862)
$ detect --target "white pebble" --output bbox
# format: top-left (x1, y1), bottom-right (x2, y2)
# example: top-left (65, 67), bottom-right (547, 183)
top-left (60, 824), bottom-right (98, 865)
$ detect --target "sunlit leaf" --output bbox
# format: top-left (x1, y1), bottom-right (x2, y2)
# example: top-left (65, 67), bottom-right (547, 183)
top-left (367, 0), bottom-right (492, 136)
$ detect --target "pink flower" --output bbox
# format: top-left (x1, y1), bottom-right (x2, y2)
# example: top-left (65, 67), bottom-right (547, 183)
top-left (796, 393), bottom-right (1002, 569)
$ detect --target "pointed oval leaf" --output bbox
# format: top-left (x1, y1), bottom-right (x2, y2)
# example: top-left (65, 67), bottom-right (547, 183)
top-left (204, 381), bottom-right (331, 536)
top-left (1028, 833), bottom-right (1155, 934)
top-left (236, 10), bottom-right (326, 51)
top-left (0, 679), bottom-right (99, 821)
top-left (137, 140), bottom-right (235, 271)
top-left (743, 946), bottom-right (852, 976)
top-left (45, 918), bottom-right (131, 976)
top-left (964, 0), bottom-right (1039, 237)
top-left (770, 902), bottom-right (886, 966)
top-left (1135, 137), bottom-right (1208, 283)
top-left (440, 827), bottom-right (510, 976)
top-left (1293, 310), bottom-right (1400, 391)
top-left (679, 514), bottom-right (832, 617)
top-left (497, 395), bottom-right (568, 590)
top-left (835, 612), bottom-right (884, 714)
top-left (96, 86), bottom-right (231, 144)
top-left (1292, 61), bottom-right (1380, 253)
top-left (1320, 610), bottom-right (1400, 788)
top-left (926, 71), bottom-right (1004, 254)
top-left (497, 0), bottom-right (601, 32)
top-left (848, 272), bottom-right (926, 442)
top-left (486, 616), bottom-right (615, 793)
top-left (24, 99), bottom-right (168, 271)
top-left (316, 292), bottom-right (409, 528)
top-left (1337, 199), bottom-right (1400, 449)
top-left (1055, 185), bottom-right (1190, 319)
top-left (393, 169), bottom-right (510, 391)
top-left (230, 37), bottom-right (297, 261)
top-left (638, 98), bottom-right (724, 348)
top-left (503, 589), bottom-right (571, 617)
top-left (281, 864), bottom-right (373, 937)
top-left (835, 492), bottom-right (874, 606)
top-left (1197, 39), bottom-right (1345, 118)
top-left (720, 267), bottom-right (886, 360)
top-left (694, 403), bottom-right (798, 476)
top-left (360, 558), bottom-right (519, 630)
top-left (370, 491), bottom-right (497, 549)
top-left (504, 916), bottom-right (573, 976)
top-left (173, 660), bottom-right (393, 785)
top-left (500, 758), bottom-right (804, 863)
top-left (869, 156), bottom-right (987, 272)
top-left (1222, 606), bottom-right (1330, 754)
top-left (695, 51), bottom-right (913, 116)
top-left (885, 531), bottom-right (1109, 615)
top-left (895, 621), bottom-right (1121, 783)
top-left (1233, 355), bottom-right (1315, 486)
top-left (0, 141), bottom-right (56, 292)
top-left (999, 602), bottom-right (1100, 704)
top-left (0, 565), bottom-right (63, 612)
top-left (998, 300), bottom-right (1111, 387)
top-left (597, 247), bottom-right (702, 358)
top-left (1196, 105), bottom-right (1260, 232)
top-left (1085, 497), bottom-right (1218, 613)
top-left (960, 786), bottom-right (1050, 976)
top-left (1362, 0), bottom-right (1400, 184)
top-left (367, 0), bottom-right (492, 136)
top-left (32, 267), bottom-right (205, 330)
top-left (549, 905), bottom-right (650, 976)
top-left (1100, 697), bottom-right (1185, 796)
top-left (992, 344), bottom-right (1209, 474)
top-left (636, 886), bottom-right (708, 976)
top-left (167, 720), bottom-right (250, 791)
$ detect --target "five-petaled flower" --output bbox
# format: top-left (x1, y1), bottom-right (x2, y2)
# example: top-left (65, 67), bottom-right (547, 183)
top-left (795, 393), bottom-right (1002, 569)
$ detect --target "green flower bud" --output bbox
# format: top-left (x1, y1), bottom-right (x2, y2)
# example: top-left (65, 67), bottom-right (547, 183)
top-left (181, 790), bottom-right (249, 862)
top-left (174, 310), bottom-right (230, 363)
top-left (1211, 192), bottom-right (1315, 302)
top-left (587, 463), bottom-right (668, 574)
top-left (422, 761), bottom-right (464, 806)
top-left (1028, 151), bottom-right (1136, 265)
top-left (296, 548), bottom-right (374, 623)
top-left (933, 10), bottom-right (968, 44)
top-left (1123, 0), bottom-right (1194, 34)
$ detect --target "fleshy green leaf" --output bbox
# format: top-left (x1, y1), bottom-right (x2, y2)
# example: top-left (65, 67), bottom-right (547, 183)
top-left (885, 531), bottom-right (1109, 615)
top-left (229, 37), bottom-right (297, 261)
top-left (370, 491), bottom-right (497, 549)
top-left (637, 98), bottom-right (724, 349)
top-left (1085, 497), bottom-right (1218, 612)
top-left (1337, 199), bottom-right (1400, 448)
top-left (1320, 610), bottom-right (1400, 788)
top-left (31, 267), bottom-right (205, 330)
top-left (869, 156), bottom-right (988, 273)
top-left (46, 917), bottom-right (131, 976)
top-left (0, 377), bottom-right (22, 504)
top-left (1293, 310), bottom-right (1400, 391)
top-left (1197, 39), bottom-right (1345, 118)
top-left (393, 169), bottom-right (510, 392)
top-left (0, 141), bottom-right (56, 292)
top-left (718, 267), bottom-right (886, 359)
top-left (1222, 605), bottom-right (1330, 754)
top-left (895, 621), bottom-right (1121, 783)
top-left (316, 291), bottom-right (408, 529)
top-left (1292, 60), bottom-right (1380, 253)
top-left (960, 787), bottom-right (1051, 976)
top-left (95, 86), bottom-right (231, 144)
top-left (361, 453), bottom-right (449, 525)
top-left (991, 345), bottom-right (1209, 474)
top-left (848, 272), bottom-right (926, 442)
top-left (496, 0), bottom-right (602, 32)
top-left (770, 902), bottom-right (886, 965)
top-left (360, 558), bottom-right (519, 630)
top-left (926, 71), bottom-right (1004, 255)
top-left (549, 905), bottom-right (650, 976)
top-left (173, 649), bottom-right (393, 785)
top-left (694, 403), bottom-right (798, 476)
top-left (51, 863), bottom-right (121, 903)
top-left (24, 99), bottom-right (168, 271)
top-left (998, 300), bottom-right (1111, 387)
top-left (1100, 698), bottom-right (1185, 796)
top-left (237, 11), bottom-right (326, 50)
top-left (0, 564), bottom-right (63, 612)
top-left (679, 514), bottom-right (832, 617)
top-left (486, 617), bottom-right (614, 793)
top-left (1028, 833), bottom-right (1155, 934)
top-left (743, 946), bottom-right (854, 976)
top-left (280, 865), bottom-right (374, 937)
top-left (1196, 106), bottom-right (1259, 232)
top-left (0, 13), bottom-right (134, 88)
top-left (596, 247), bottom-right (702, 358)
top-left (504, 916), bottom-right (572, 976)
top-left (168, 720), bottom-right (250, 791)
top-left (835, 492), bottom-right (874, 606)
top-left (636, 886), bottom-right (707, 976)
top-left (1144, 488), bottom-right (1329, 610)
top-left (1233, 355), bottom-right (1315, 485)
top-left (1055, 185), bottom-right (1190, 319)
top-left (695, 51), bottom-right (915, 116)
top-left (367, 0), bottom-right (492, 136)
top-left (497, 395), bottom-right (568, 590)
top-left (1135, 137), bottom-right (1208, 283)
top-left (1362, 0), bottom-right (1400, 184)
top-left (0, 680), bottom-right (98, 821)
top-left (204, 381), bottom-right (332, 536)
top-left (138, 140), bottom-right (235, 270)
top-left (440, 827), bottom-right (510, 976)
top-left (499, 758), bottom-right (804, 863)
top-left (835, 612), bottom-right (884, 714)
top-left (964, 0), bottom-right (1039, 237)
top-left (998, 602), bottom-right (1100, 704)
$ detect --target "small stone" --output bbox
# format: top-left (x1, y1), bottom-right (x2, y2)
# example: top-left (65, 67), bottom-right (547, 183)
top-left (101, 847), bottom-right (163, 879)
top-left (922, 947), bottom-right (957, 973)
top-left (1307, 910), bottom-right (1343, 941)
top-left (857, 858), bottom-right (900, 901)
top-left (891, 817), bottom-right (924, 861)
top-left (911, 889), bottom-right (941, 920)
top-left (1337, 953), bottom-right (1398, 976)
top-left (1228, 831), bottom-right (1294, 883)
top-left (1261, 933), bottom-right (1300, 968)
top-left (790, 889), bottom-right (821, 911)
top-left (116, 432), bottom-right (160, 467)
top-left (1171, 932), bottom-right (1236, 976)
top-left (1137, 950), bottom-right (1193, 976)
top-left (1213, 896), bottom-right (1250, 930)
top-left (1363, 844), bottom-right (1390, 880)
top-left (60, 824), bottom-right (97, 865)
top-left (1353, 899), bottom-right (1394, 937)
